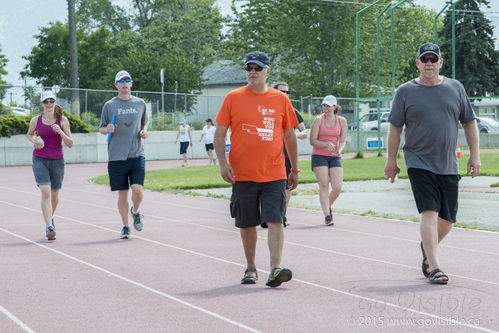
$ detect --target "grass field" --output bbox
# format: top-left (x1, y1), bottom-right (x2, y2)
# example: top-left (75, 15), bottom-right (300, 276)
top-left (90, 152), bottom-right (499, 191)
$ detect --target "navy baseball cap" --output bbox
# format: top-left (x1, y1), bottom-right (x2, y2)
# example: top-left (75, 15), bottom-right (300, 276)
top-left (417, 43), bottom-right (441, 58)
top-left (245, 51), bottom-right (270, 67)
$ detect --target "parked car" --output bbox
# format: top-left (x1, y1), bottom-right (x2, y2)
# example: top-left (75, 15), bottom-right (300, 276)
top-left (11, 107), bottom-right (30, 116)
top-left (476, 117), bottom-right (499, 134)
top-left (349, 112), bottom-right (390, 131)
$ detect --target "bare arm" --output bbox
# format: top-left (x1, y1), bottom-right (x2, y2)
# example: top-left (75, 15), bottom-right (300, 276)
top-left (140, 121), bottom-right (149, 139)
top-left (55, 117), bottom-right (73, 148)
top-left (332, 117), bottom-right (348, 156)
top-left (174, 129), bottom-right (180, 143)
top-left (295, 122), bottom-right (307, 140)
top-left (26, 116), bottom-right (43, 149)
top-left (462, 119), bottom-right (481, 177)
top-left (283, 127), bottom-right (299, 191)
top-left (188, 126), bottom-right (193, 146)
top-left (214, 124), bottom-right (235, 184)
top-left (384, 123), bottom-right (403, 182)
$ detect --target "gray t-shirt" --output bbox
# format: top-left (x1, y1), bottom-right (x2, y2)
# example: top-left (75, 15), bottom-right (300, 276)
top-left (100, 96), bottom-right (148, 161)
top-left (389, 77), bottom-right (476, 174)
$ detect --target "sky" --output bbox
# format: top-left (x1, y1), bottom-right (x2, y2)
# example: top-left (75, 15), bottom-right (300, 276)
top-left (1, 0), bottom-right (498, 92)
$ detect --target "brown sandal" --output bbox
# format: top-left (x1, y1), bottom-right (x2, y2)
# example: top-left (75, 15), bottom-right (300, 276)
top-left (241, 268), bottom-right (258, 284)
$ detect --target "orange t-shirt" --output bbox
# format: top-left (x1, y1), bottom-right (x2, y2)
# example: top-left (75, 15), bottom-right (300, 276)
top-left (215, 86), bottom-right (298, 182)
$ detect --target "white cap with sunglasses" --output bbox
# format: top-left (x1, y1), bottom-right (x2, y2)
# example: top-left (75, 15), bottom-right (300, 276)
top-left (41, 91), bottom-right (56, 103)
top-left (115, 70), bottom-right (132, 82)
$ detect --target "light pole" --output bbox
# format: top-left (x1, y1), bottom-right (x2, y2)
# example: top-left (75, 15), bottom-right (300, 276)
top-left (160, 68), bottom-right (164, 127)
top-left (356, 0), bottom-right (382, 156)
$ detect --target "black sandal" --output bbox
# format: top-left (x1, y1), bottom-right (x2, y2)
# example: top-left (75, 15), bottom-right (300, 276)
top-left (428, 268), bottom-right (448, 285)
top-left (420, 242), bottom-right (430, 278)
top-left (241, 268), bottom-right (258, 284)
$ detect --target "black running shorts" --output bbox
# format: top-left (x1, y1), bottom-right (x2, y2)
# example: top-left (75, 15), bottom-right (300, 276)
top-left (407, 168), bottom-right (461, 223)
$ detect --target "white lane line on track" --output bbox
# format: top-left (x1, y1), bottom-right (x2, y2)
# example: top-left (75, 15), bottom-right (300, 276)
top-left (0, 227), bottom-right (261, 333)
top-left (2, 186), bottom-right (498, 257)
top-left (1, 229), bottom-right (496, 333)
top-left (2, 199), bottom-right (499, 287)
top-left (0, 304), bottom-right (36, 333)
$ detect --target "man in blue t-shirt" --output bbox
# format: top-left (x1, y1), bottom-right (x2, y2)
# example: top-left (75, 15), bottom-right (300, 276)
top-left (384, 43), bottom-right (481, 285)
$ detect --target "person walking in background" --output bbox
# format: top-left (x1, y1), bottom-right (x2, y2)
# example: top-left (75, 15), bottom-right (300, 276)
top-left (174, 118), bottom-right (192, 167)
top-left (309, 95), bottom-right (347, 226)
top-left (384, 43), bottom-right (480, 284)
top-left (26, 91), bottom-right (73, 240)
top-left (261, 82), bottom-right (307, 228)
top-left (100, 70), bottom-right (149, 240)
top-left (214, 51), bottom-right (299, 287)
top-left (200, 118), bottom-right (217, 165)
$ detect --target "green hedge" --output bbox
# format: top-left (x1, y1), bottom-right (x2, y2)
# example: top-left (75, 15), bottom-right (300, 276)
top-left (0, 111), bottom-right (90, 138)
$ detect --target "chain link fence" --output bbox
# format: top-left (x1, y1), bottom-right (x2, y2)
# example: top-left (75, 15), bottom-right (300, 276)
top-left (1, 84), bottom-right (498, 132)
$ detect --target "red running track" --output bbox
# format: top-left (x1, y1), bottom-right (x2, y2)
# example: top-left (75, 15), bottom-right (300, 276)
top-left (1, 161), bottom-right (499, 333)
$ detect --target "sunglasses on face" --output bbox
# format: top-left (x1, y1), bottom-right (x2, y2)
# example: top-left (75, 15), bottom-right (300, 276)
top-left (42, 99), bottom-right (55, 104)
top-left (245, 65), bottom-right (264, 72)
top-left (279, 90), bottom-right (290, 95)
top-left (117, 77), bottom-right (131, 83)
top-left (419, 56), bottom-right (439, 64)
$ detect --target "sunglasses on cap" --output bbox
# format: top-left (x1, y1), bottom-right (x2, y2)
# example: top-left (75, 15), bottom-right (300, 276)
top-left (42, 99), bottom-right (55, 104)
top-left (419, 56), bottom-right (439, 64)
top-left (117, 77), bottom-right (131, 83)
top-left (245, 65), bottom-right (264, 72)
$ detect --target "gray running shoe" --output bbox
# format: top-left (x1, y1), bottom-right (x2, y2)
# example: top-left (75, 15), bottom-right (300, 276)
top-left (130, 207), bottom-right (144, 231)
top-left (120, 226), bottom-right (131, 239)
top-left (324, 215), bottom-right (334, 226)
top-left (266, 267), bottom-right (292, 288)
top-left (46, 225), bottom-right (56, 240)
top-left (51, 217), bottom-right (55, 230)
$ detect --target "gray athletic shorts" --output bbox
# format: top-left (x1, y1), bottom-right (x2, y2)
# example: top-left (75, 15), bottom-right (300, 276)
top-left (311, 154), bottom-right (343, 170)
top-left (230, 180), bottom-right (286, 228)
top-left (32, 155), bottom-right (65, 191)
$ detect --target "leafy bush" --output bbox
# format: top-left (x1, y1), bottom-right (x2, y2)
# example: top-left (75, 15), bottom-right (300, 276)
top-left (0, 111), bottom-right (90, 137)
top-left (80, 111), bottom-right (100, 132)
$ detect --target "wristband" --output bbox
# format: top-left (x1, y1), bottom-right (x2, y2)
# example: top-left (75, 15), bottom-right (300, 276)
top-left (291, 169), bottom-right (300, 174)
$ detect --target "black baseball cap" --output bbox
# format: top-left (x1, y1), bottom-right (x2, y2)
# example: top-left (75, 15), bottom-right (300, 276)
top-left (244, 51), bottom-right (270, 67)
top-left (417, 43), bottom-right (441, 58)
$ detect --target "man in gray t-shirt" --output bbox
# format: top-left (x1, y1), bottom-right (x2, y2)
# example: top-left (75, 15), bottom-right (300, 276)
top-left (384, 43), bottom-right (481, 285)
top-left (100, 70), bottom-right (149, 239)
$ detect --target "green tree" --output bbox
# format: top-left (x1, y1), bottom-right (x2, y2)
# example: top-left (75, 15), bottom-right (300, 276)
top-left (0, 45), bottom-right (8, 111)
top-left (21, 22), bottom-right (71, 87)
top-left (22, 0), bottom-right (223, 95)
top-left (76, 0), bottom-right (131, 33)
top-left (224, 0), bottom-right (435, 98)
top-left (439, 0), bottom-right (499, 96)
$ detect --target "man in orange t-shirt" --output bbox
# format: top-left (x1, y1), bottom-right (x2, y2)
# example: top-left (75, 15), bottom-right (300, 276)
top-left (214, 51), bottom-right (299, 288)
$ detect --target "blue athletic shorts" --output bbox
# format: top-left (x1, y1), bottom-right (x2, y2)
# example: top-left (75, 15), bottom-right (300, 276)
top-left (230, 180), bottom-right (286, 228)
top-left (180, 142), bottom-right (189, 154)
top-left (107, 156), bottom-right (145, 191)
top-left (32, 155), bottom-right (65, 191)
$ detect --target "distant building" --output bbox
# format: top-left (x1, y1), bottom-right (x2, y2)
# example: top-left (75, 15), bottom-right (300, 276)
top-left (201, 60), bottom-right (246, 95)
top-left (472, 98), bottom-right (499, 121)
top-left (189, 60), bottom-right (247, 122)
